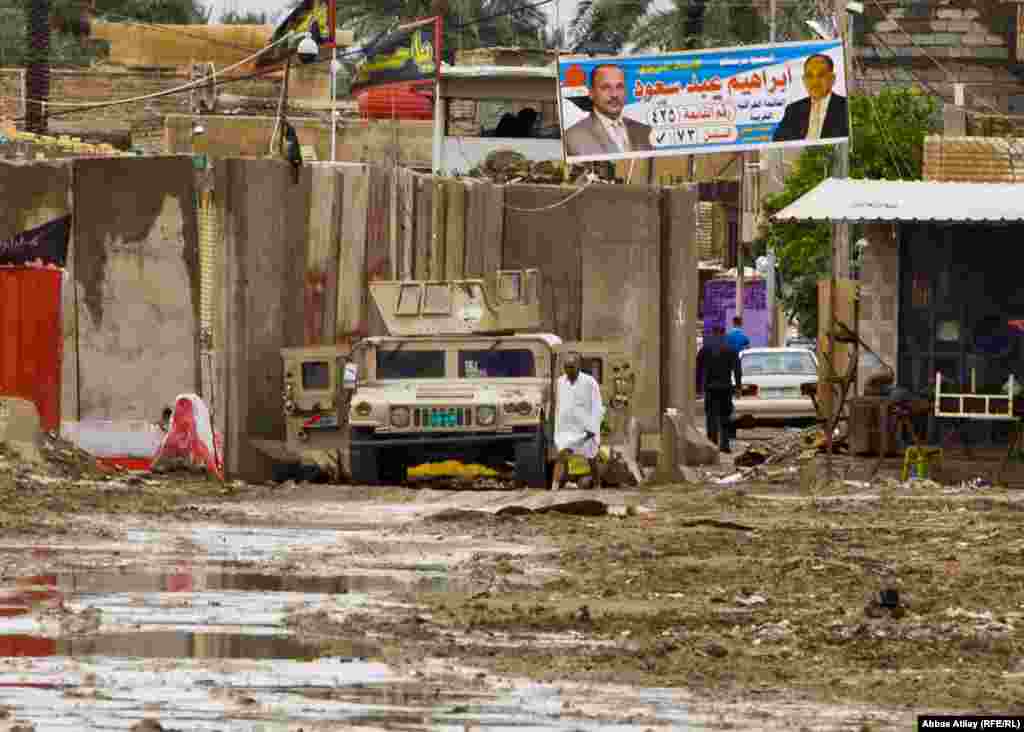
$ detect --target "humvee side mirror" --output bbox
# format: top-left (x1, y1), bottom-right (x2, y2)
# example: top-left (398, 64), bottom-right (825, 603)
top-left (343, 362), bottom-right (359, 390)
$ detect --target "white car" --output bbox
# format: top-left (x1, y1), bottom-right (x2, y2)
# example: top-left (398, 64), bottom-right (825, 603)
top-left (698, 347), bottom-right (819, 424)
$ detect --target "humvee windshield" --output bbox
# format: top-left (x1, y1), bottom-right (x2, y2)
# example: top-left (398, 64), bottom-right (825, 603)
top-left (377, 350), bottom-right (445, 379)
top-left (459, 349), bottom-right (536, 378)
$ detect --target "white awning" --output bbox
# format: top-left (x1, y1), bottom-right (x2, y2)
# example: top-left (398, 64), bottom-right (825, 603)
top-left (773, 178), bottom-right (1024, 223)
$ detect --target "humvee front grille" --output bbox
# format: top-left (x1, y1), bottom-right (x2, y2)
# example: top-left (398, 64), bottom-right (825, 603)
top-left (413, 406), bottom-right (473, 429)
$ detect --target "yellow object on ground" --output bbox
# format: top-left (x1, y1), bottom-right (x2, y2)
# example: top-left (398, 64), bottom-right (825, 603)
top-left (567, 455), bottom-right (591, 476)
top-left (407, 460), bottom-right (499, 479)
top-left (901, 446), bottom-right (943, 481)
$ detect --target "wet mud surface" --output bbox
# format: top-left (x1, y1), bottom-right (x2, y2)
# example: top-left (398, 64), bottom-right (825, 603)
top-left (0, 439), bottom-right (1021, 730)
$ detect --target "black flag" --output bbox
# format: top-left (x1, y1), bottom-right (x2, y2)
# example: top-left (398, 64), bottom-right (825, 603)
top-left (0, 215), bottom-right (71, 267)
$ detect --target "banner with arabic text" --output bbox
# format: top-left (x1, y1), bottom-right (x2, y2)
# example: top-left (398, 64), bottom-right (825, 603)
top-left (0, 216), bottom-right (71, 268)
top-left (350, 22), bottom-right (437, 93)
top-left (557, 40), bottom-right (849, 163)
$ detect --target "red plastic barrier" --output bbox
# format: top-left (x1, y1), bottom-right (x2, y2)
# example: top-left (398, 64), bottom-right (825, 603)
top-left (0, 267), bottom-right (62, 431)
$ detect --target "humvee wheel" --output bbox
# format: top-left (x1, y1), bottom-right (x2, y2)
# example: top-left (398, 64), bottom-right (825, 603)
top-left (379, 449), bottom-right (408, 485)
top-left (515, 428), bottom-right (548, 488)
top-left (350, 428), bottom-right (381, 485)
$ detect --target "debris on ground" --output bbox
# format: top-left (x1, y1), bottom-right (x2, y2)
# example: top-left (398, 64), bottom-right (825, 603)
top-left (467, 151), bottom-right (601, 185)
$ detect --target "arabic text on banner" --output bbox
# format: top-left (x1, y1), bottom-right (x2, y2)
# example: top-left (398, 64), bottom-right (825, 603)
top-left (557, 40), bottom-right (849, 163)
top-left (0, 216), bottom-right (71, 268)
top-left (350, 24), bottom-right (437, 92)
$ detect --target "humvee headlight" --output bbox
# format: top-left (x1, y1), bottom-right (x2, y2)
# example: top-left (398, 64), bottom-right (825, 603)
top-left (354, 401), bottom-right (372, 417)
top-left (390, 406), bottom-right (411, 428)
top-left (284, 399), bottom-right (297, 415)
top-left (476, 405), bottom-right (496, 426)
top-left (516, 400), bottom-right (533, 415)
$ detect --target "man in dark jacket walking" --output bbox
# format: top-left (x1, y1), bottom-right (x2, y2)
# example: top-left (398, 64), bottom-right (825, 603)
top-left (696, 325), bottom-right (743, 453)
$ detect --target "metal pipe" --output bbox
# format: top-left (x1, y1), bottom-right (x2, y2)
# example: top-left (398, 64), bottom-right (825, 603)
top-left (331, 46), bottom-right (337, 162)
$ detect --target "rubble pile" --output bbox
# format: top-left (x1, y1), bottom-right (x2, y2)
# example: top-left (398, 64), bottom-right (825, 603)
top-left (466, 150), bottom-right (605, 185)
top-left (0, 431), bottom-right (243, 534)
top-left (733, 426), bottom-right (821, 469)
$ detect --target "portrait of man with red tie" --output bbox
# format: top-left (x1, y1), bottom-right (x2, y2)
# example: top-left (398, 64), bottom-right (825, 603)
top-left (563, 63), bottom-right (654, 158)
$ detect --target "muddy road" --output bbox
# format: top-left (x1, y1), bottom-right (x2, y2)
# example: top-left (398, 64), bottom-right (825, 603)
top-left (1, 436), bottom-right (1022, 730)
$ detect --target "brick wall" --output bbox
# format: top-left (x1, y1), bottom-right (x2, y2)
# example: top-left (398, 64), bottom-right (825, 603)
top-left (858, 223), bottom-right (900, 392)
top-left (924, 134), bottom-right (1024, 182)
top-left (857, 1), bottom-right (1024, 111)
top-left (0, 69), bottom-right (23, 121)
top-left (0, 68), bottom-right (280, 128)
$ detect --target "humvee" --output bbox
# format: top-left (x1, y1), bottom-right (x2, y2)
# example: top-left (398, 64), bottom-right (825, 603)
top-left (281, 269), bottom-right (637, 487)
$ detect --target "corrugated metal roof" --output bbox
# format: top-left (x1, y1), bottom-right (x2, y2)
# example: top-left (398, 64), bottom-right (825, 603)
top-left (440, 63), bottom-right (557, 80)
top-left (924, 135), bottom-right (1024, 184)
top-left (773, 178), bottom-right (1024, 223)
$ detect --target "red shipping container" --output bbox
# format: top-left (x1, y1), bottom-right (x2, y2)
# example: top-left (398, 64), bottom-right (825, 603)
top-left (0, 267), bottom-right (63, 431)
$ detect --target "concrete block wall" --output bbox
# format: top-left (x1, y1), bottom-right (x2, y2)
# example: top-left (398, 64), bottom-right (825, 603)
top-left (857, 223), bottom-right (900, 393)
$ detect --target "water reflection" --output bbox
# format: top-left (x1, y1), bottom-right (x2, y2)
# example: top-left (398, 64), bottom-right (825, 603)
top-left (0, 631), bottom-right (374, 660)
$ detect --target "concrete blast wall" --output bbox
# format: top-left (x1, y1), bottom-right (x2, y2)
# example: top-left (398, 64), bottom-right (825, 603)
top-left (1, 157), bottom-right (200, 427)
top-left (216, 158), bottom-right (308, 482)
top-left (215, 159), bottom-right (703, 481)
top-left (502, 184), bottom-right (666, 432)
top-left (72, 157), bottom-right (202, 421)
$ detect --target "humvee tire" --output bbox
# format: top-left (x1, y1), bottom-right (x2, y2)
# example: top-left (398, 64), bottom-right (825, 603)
top-left (379, 449), bottom-right (408, 485)
top-left (349, 427), bottom-right (381, 485)
top-left (515, 428), bottom-right (548, 488)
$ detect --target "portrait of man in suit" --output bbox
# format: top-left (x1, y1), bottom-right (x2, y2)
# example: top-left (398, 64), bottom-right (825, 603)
top-left (564, 64), bottom-right (654, 157)
top-left (771, 53), bottom-right (848, 143)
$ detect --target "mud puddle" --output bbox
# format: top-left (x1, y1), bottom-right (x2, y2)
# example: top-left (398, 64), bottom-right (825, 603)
top-left (0, 519), bottom-right (699, 730)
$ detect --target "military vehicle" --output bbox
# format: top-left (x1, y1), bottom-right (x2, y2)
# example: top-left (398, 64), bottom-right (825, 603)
top-left (281, 269), bottom-right (638, 487)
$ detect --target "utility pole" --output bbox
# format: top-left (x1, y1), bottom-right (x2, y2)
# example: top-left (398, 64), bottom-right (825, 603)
top-left (832, 0), bottom-right (853, 278)
top-left (737, 0), bottom-right (778, 330)
top-left (765, 0), bottom-right (779, 345)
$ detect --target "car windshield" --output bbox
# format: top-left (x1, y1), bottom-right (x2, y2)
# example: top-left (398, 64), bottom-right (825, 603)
top-left (459, 349), bottom-right (536, 378)
top-left (376, 349), bottom-right (445, 379)
top-left (742, 351), bottom-right (817, 376)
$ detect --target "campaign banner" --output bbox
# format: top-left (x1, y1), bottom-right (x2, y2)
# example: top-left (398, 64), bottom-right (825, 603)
top-left (0, 215), bottom-right (71, 268)
top-left (350, 21), bottom-right (437, 93)
top-left (557, 40), bottom-right (849, 163)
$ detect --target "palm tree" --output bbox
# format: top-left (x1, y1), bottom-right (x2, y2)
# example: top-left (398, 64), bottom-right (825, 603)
top-left (570, 0), bottom-right (817, 54)
top-left (568, 0), bottom-right (652, 53)
top-left (25, 0), bottom-right (51, 134)
top-left (336, 0), bottom-right (548, 59)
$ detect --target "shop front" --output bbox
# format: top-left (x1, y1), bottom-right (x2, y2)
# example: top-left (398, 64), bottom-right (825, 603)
top-left (775, 178), bottom-right (1024, 446)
